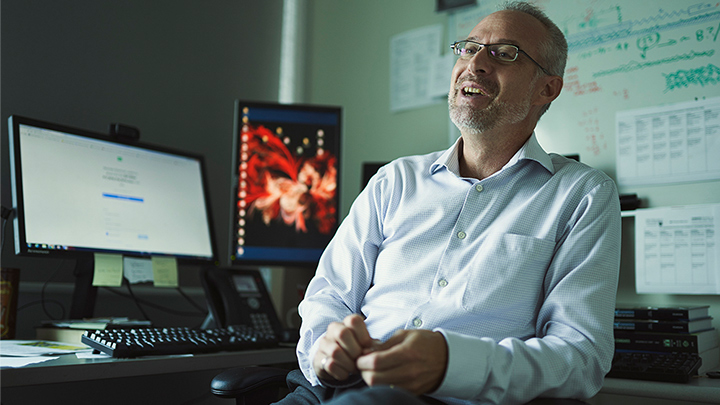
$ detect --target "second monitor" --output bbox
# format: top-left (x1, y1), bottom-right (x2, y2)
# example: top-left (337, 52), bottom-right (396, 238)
top-left (229, 100), bottom-right (342, 267)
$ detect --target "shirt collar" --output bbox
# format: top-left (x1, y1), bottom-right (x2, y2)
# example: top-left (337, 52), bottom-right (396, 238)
top-left (430, 133), bottom-right (555, 176)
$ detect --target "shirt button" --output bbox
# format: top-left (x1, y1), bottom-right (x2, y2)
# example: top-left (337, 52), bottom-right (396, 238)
top-left (438, 278), bottom-right (448, 287)
top-left (475, 184), bottom-right (483, 192)
top-left (413, 318), bottom-right (423, 327)
top-left (457, 231), bottom-right (466, 239)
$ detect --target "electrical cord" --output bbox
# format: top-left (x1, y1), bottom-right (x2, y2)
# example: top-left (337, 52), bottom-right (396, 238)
top-left (102, 285), bottom-right (208, 319)
top-left (40, 261), bottom-right (68, 319)
top-left (16, 299), bottom-right (66, 319)
top-left (123, 278), bottom-right (152, 322)
top-left (1, 205), bottom-right (13, 254)
top-left (176, 286), bottom-right (207, 313)
top-left (16, 260), bottom-right (68, 320)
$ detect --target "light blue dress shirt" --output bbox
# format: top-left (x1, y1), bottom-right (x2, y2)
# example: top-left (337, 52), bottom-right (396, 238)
top-left (297, 134), bottom-right (621, 404)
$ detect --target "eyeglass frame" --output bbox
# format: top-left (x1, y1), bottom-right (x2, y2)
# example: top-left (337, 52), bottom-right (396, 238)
top-left (450, 40), bottom-right (552, 76)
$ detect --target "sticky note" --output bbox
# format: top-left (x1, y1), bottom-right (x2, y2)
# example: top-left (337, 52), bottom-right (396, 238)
top-left (123, 257), bottom-right (154, 284)
top-left (152, 256), bottom-right (178, 287)
top-left (92, 253), bottom-right (123, 287)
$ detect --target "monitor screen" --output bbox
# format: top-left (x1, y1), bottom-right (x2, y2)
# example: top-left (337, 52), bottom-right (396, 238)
top-left (230, 101), bottom-right (341, 266)
top-left (8, 115), bottom-right (217, 262)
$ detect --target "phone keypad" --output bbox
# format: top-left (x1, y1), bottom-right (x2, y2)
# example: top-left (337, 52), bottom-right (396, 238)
top-left (251, 312), bottom-right (275, 336)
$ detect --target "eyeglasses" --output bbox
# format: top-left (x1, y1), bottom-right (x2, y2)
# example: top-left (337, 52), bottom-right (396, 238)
top-left (450, 40), bottom-right (551, 76)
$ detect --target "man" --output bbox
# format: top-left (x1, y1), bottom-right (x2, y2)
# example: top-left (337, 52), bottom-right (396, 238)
top-left (283, 1), bottom-right (621, 404)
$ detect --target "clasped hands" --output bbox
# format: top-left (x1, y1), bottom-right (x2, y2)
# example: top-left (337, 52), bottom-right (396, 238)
top-left (313, 314), bottom-right (448, 395)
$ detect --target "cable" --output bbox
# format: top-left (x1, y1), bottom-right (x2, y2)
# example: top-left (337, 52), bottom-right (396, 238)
top-left (15, 260), bottom-right (68, 320)
top-left (17, 299), bottom-right (66, 316)
top-left (101, 286), bottom-right (208, 318)
top-left (176, 286), bottom-right (207, 313)
top-left (1, 206), bottom-right (13, 253)
top-left (40, 262), bottom-right (67, 320)
top-left (123, 278), bottom-right (152, 322)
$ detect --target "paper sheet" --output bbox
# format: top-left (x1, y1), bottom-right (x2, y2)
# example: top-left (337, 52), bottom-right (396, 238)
top-left (635, 203), bottom-right (720, 294)
top-left (616, 97), bottom-right (720, 187)
top-left (428, 53), bottom-right (456, 99)
top-left (390, 24), bottom-right (444, 112)
top-left (0, 356), bottom-right (58, 368)
top-left (123, 257), bottom-right (154, 284)
top-left (0, 340), bottom-right (89, 357)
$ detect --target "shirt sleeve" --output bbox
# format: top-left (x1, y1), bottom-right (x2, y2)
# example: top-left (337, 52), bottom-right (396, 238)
top-left (295, 171), bottom-right (387, 386)
top-left (432, 179), bottom-right (621, 404)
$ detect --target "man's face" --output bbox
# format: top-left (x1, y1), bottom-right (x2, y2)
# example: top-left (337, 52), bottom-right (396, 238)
top-left (448, 10), bottom-right (547, 134)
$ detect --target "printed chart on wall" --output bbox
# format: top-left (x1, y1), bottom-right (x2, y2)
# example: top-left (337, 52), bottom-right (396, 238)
top-left (635, 203), bottom-right (720, 294)
top-left (449, 1), bottom-right (720, 183)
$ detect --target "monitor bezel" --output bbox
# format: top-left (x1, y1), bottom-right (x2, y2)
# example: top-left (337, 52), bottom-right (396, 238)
top-left (228, 100), bottom-right (342, 268)
top-left (8, 114), bottom-right (219, 264)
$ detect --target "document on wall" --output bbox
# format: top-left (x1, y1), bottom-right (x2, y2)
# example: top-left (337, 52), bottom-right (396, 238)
top-left (616, 97), bottom-right (720, 187)
top-left (635, 204), bottom-right (720, 295)
top-left (390, 24), bottom-right (444, 112)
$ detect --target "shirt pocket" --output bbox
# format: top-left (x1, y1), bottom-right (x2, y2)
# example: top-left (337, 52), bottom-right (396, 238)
top-left (460, 233), bottom-right (555, 329)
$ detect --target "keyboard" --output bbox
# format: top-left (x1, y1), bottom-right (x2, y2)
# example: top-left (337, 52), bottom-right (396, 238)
top-left (81, 325), bottom-right (278, 358)
top-left (607, 351), bottom-right (702, 383)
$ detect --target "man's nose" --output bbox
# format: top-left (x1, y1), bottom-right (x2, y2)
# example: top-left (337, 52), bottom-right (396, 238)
top-left (466, 47), bottom-right (493, 75)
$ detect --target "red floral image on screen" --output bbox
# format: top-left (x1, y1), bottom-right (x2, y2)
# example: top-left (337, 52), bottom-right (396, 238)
top-left (235, 122), bottom-right (338, 254)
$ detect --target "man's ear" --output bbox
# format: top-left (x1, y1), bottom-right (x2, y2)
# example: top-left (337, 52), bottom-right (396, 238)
top-left (533, 75), bottom-right (563, 106)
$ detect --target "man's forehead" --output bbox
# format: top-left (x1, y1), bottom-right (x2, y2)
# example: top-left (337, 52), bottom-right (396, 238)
top-left (467, 11), bottom-right (543, 47)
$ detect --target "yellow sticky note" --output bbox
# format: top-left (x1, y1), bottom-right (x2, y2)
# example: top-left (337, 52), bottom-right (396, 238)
top-left (92, 253), bottom-right (123, 287)
top-left (152, 256), bottom-right (178, 287)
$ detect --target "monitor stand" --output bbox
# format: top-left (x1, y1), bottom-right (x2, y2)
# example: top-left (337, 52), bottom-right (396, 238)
top-left (69, 257), bottom-right (98, 319)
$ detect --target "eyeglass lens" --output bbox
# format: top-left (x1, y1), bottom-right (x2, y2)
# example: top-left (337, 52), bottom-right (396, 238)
top-left (454, 42), bottom-right (519, 61)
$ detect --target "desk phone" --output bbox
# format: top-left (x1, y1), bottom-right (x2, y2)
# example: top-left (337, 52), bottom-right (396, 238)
top-left (201, 267), bottom-right (288, 341)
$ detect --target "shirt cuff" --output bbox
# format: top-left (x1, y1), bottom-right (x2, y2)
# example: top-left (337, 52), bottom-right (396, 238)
top-left (432, 328), bottom-right (496, 399)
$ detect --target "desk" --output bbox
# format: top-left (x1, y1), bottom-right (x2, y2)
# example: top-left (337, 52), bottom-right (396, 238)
top-left (590, 377), bottom-right (720, 405)
top-left (5, 352), bottom-right (719, 404)
top-left (1, 346), bottom-right (297, 404)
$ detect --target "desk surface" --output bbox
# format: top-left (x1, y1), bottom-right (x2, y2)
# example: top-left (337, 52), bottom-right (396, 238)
top-left (1, 345), bottom-right (297, 388)
top-left (5, 349), bottom-right (720, 403)
top-left (600, 376), bottom-right (720, 404)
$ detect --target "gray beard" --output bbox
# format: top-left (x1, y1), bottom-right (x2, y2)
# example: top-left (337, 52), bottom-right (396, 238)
top-left (448, 81), bottom-right (535, 133)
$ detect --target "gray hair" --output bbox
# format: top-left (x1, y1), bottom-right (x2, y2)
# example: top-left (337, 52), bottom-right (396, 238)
top-left (500, 1), bottom-right (568, 116)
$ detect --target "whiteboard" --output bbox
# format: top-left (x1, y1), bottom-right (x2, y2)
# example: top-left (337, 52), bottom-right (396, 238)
top-left (450, 0), bottom-right (720, 193)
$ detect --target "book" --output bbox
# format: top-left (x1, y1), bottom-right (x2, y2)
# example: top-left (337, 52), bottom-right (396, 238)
top-left (614, 328), bottom-right (719, 353)
top-left (35, 327), bottom-right (87, 344)
top-left (614, 305), bottom-right (710, 321)
top-left (613, 317), bottom-right (714, 334)
top-left (35, 318), bottom-right (152, 345)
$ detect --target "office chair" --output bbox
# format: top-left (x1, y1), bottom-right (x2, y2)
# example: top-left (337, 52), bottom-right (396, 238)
top-left (211, 366), bottom-right (290, 404)
top-left (210, 366), bottom-right (590, 404)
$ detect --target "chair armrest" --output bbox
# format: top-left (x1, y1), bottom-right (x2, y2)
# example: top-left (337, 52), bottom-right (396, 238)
top-left (211, 366), bottom-right (289, 399)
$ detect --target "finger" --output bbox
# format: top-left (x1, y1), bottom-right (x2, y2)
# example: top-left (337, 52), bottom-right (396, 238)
top-left (343, 314), bottom-right (374, 349)
top-left (356, 339), bottom-right (406, 372)
top-left (315, 330), bottom-right (358, 380)
top-left (316, 350), bottom-right (354, 381)
top-left (328, 320), bottom-right (364, 359)
top-left (356, 330), bottom-right (448, 395)
top-left (315, 319), bottom-right (369, 380)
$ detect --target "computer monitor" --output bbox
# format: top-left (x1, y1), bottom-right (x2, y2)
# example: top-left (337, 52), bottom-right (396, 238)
top-left (8, 115), bottom-right (218, 318)
top-left (229, 100), bottom-right (341, 267)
